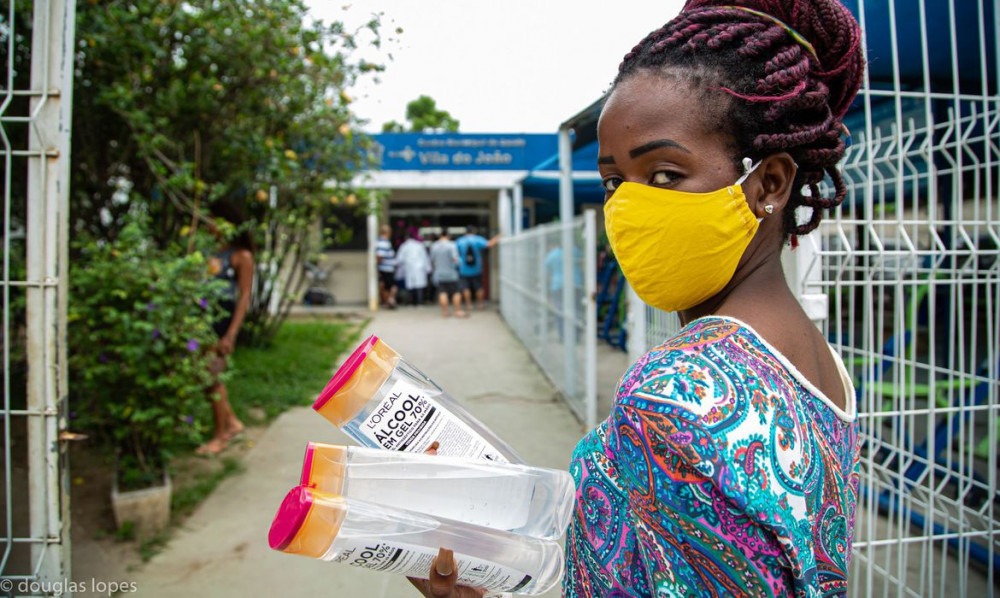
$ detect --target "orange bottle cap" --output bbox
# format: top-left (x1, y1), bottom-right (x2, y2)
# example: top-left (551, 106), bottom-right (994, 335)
top-left (300, 442), bottom-right (348, 495)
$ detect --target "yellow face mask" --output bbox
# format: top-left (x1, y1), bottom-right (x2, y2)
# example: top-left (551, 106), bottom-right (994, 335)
top-left (603, 163), bottom-right (761, 313)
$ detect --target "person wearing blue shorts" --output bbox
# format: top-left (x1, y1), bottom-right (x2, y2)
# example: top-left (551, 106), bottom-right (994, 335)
top-left (454, 226), bottom-right (500, 312)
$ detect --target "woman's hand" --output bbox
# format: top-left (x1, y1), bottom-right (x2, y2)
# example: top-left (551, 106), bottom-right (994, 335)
top-left (408, 548), bottom-right (486, 598)
top-left (409, 443), bottom-right (486, 597)
top-left (216, 335), bottom-right (236, 356)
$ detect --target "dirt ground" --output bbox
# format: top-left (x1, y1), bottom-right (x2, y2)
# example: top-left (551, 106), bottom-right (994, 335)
top-left (69, 425), bottom-right (267, 594)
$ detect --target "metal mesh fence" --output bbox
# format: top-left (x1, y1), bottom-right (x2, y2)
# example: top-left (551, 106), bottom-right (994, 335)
top-left (498, 213), bottom-right (598, 428)
top-left (828, 1), bottom-right (1000, 594)
top-left (1, 0), bottom-right (75, 587)
top-left (626, 293), bottom-right (681, 364)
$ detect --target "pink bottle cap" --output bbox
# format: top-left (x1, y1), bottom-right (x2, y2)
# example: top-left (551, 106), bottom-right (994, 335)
top-left (300, 443), bottom-right (316, 486)
top-left (312, 334), bottom-right (379, 412)
top-left (267, 486), bottom-right (347, 558)
top-left (268, 485), bottom-right (313, 551)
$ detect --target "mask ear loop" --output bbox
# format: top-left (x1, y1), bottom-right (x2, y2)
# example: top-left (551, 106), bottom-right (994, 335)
top-left (735, 158), bottom-right (766, 225)
top-left (734, 157), bottom-right (762, 186)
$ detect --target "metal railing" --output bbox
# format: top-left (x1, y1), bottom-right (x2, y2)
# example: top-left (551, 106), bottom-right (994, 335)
top-left (498, 213), bottom-right (598, 429)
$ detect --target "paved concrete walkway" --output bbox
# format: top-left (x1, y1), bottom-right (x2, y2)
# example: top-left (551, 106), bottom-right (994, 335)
top-left (124, 306), bottom-right (629, 597)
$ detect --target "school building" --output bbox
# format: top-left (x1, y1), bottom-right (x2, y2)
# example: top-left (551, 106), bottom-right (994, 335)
top-left (319, 131), bottom-right (605, 308)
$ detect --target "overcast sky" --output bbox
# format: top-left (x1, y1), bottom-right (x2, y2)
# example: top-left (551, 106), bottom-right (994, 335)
top-left (304, 1), bottom-right (685, 133)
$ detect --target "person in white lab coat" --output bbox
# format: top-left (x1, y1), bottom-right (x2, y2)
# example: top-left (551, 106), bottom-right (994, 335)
top-left (395, 228), bottom-right (431, 306)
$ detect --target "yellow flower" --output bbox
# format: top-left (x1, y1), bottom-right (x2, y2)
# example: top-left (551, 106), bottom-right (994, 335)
top-left (180, 225), bottom-right (191, 237)
top-left (345, 194), bottom-right (357, 206)
top-left (284, 149), bottom-right (298, 160)
top-left (207, 257), bottom-right (222, 276)
top-left (329, 196), bottom-right (340, 205)
top-left (339, 123), bottom-right (352, 136)
top-left (256, 189), bottom-right (269, 202)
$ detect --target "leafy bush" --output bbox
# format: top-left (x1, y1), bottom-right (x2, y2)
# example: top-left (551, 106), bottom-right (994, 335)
top-left (69, 212), bottom-right (227, 490)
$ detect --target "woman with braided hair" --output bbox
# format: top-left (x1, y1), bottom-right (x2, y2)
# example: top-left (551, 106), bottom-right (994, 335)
top-left (411, 0), bottom-right (865, 596)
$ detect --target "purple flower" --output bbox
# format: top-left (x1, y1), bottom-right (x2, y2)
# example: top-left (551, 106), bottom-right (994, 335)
top-left (198, 298), bottom-right (209, 310)
top-left (152, 329), bottom-right (161, 340)
top-left (183, 415), bottom-right (195, 425)
top-left (146, 301), bottom-right (156, 311)
top-left (187, 339), bottom-right (200, 352)
top-left (98, 353), bottom-right (109, 363)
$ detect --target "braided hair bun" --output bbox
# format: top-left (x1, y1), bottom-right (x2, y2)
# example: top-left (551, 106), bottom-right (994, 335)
top-left (682, 0), bottom-right (863, 119)
top-left (616, 0), bottom-right (865, 235)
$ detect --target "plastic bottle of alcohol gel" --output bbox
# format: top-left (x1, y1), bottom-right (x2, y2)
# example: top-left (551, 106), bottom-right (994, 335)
top-left (268, 486), bottom-right (564, 595)
top-left (313, 335), bottom-right (523, 464)
top-left (300, 443), bottom-right (574, 540)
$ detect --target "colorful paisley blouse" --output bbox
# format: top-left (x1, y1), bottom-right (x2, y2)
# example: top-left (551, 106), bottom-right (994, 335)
top-left (565, 316), bottom-right (859, 597)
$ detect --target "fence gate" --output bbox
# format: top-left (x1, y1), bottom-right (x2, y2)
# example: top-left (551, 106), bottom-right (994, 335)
top-left (1, 0), bottom-right (76, 591)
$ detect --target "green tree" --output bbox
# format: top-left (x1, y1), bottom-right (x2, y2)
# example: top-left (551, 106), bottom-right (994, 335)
top-left (382, 94), bottom-right (459, 133)
top-left (72, 0), bottom-right (387, 345)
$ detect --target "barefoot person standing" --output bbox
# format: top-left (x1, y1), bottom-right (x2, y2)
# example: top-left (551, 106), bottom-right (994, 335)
top-left (197, 199), bottom-right (253, 456)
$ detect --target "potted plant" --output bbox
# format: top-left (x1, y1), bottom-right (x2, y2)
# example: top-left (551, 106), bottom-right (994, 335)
top-left (69, 210), bottom-right (226, 539)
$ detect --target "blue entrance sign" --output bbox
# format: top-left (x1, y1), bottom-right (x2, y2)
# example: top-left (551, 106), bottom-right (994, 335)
top-left (372, 133), bottom-right (558, 171)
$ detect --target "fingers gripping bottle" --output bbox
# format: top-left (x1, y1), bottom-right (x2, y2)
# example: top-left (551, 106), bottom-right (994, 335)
top-left (268, 486), bottom-right (564, 596)
top-left (313, 335), bottom-right (523, 464)
top-left (301, 443), bottom-right (574, 540)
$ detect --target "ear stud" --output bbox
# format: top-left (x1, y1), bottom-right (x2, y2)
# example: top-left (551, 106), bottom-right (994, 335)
top-left (764, 205), bottom-right (775, 215)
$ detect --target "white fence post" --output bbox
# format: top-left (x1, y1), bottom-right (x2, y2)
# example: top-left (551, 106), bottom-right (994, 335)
top-left (19, 0), bottom-right (76, 585)
top-left (584, 210), bottom-right (598, 429)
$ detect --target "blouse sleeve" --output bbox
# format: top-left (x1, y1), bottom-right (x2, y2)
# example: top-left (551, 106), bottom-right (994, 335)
top-left (609, 395), bottom-right (790, 596)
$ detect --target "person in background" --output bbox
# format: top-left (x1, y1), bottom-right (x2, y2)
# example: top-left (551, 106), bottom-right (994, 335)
top-left (544, 243), bottom-right (584, 339)
top-left (396, 227), bottom-right (431, 306)
top-left (197, 199), bottom-right (254, 456)
top-left (454, 225), bottom-right (500, 312)
top-left (413, 0), bottom-right (865, 594)
top-left (375, 223), bottom-right (398, 310)
top-left (424, 232), bottom-right (439, 302)
top-left (429, 230), bottom-right (466, 318)
top-left (393, 225), bottom-right (408, 305)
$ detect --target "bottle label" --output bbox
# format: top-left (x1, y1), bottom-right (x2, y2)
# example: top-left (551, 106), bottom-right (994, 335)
top-left (330, 538), bottom-right (533, 593)
top-left (359, 378), bottom-right (509, 463)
